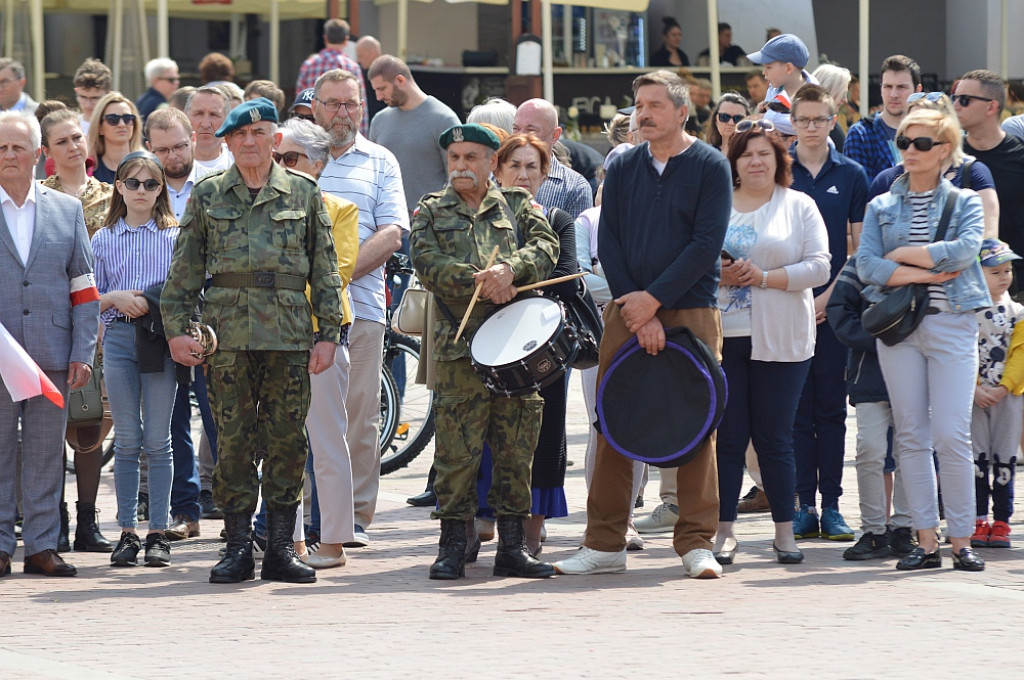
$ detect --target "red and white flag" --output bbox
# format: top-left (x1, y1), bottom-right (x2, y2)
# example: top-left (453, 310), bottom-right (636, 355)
top-left (0, 320), bottom-right (64, 408)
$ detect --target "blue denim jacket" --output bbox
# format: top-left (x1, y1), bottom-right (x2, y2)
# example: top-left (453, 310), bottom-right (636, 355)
top-left (857, 175), bottom-right (991, 312)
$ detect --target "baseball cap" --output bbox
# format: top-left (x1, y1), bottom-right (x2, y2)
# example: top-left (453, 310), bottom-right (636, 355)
top-left (979, 238), bottom-right (1022, 267)
top-left (747, 34), bottom-right (810, 69)
top-left (289, 88), bottom-right (316, 113)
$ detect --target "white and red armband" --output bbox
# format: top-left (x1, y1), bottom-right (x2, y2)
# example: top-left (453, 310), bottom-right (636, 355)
top-left (70, 273), bottom-right (101, 306)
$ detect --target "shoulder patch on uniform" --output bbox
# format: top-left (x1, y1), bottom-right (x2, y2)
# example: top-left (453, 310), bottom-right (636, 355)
top-left (530, 200), bottom-right (543, 211)
top-left (412, 206), bottom-right (421, 218)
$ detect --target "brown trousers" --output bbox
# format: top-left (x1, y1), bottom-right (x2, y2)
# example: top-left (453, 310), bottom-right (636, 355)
top-left (584, 304), bottom-right (722, 556)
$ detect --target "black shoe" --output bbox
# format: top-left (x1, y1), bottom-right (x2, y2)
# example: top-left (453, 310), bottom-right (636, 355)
top-left (111, 532), bottom-right (142, 567)
top-left (260, 507), bottom-right (316, 583)
top-left (429, 519), bottom-right (468, 580)
top-left (137, 492), bottom-right (149, 522)
top-left (199, 489), bottom-right (223, 520)
top-left (713, 544), bottom-right (737, 565)
top-left (144, 534), bottom-right (171, 567)
top-left (895, 546), bottom-right (941, 570)
top-left (57, 502), bottom-right (71, 553)
top-left (843, 532), bottom-right (894, 561)
top-left (634, 494), bottom-right (644, 509)
top-left (73, 502), bottom-right (113, 552)
top-left (951, 547), bottom-right (985, 571)
top-left (889, 526), bottom-right (918, 557)
top-left (464, 519), bottom-right (481, 563)
top-left (493, 516), bottom-right (556, 578)
top-left (210, 514), bottom-right (256, 583)
top-left (772, 542), bottom-right (805, 564)
top-left (406, 489), bottom-right (437, 507)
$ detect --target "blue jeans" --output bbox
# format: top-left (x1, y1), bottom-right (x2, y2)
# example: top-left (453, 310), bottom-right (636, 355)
top-left (717, 336), bottom-right (811, 523)
top-left (103, 321), bottom-right (176, 531)
top-left (170, 382), bottom-right (202, 522)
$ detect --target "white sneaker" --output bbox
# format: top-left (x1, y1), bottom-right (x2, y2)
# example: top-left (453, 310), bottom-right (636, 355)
top-left (681, 548), bottom-right (723, 579)
top-left (634, 503), bottom-right (679, 534)
top-left (553, 546), bottom-right (627, 575)
top-left (625, 523), bottom-right (645, 551)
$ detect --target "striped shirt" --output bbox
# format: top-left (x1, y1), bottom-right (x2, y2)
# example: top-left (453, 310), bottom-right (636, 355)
top-left (535, 157), bottom-right (593, 219)
top-left (91, 217), bottom-right (179, 326)
top-left (295, 47), bottom-right (369, 136)
top-left (319, 134), bottom-right (409, 324)
top-left (907, 191), bottom-right (950, 312)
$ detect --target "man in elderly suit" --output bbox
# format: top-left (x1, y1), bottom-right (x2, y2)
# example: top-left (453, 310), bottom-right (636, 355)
top-left (0, 111), bottom-right (99, 578)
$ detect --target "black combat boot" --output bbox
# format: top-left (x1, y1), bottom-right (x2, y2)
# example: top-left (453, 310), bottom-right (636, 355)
top-left (209, 513), bottom-right (256, 583)
top-left (429, 519), bottom-right (467, 579)
top-left (57, 502), bottom-right (71, 553)
top-left (493, 516), bottom-right (556, 578)
top-left (73, 502), bottom-right (113, 552)
top-left (465, 519), bottom-right (481, 563)
top-left (260, 506), bottom-right (316, 583)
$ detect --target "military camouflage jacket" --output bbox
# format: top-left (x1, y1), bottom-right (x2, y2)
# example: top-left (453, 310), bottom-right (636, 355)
top-left (161, 162), bottom-right (343, 351)
top-left (410, 182), bottom-right (559, 361)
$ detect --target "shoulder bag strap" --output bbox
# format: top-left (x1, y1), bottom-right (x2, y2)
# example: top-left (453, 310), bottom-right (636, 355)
top-left (934, 186), bottom-right (960, 243)
top-left (496, 191), bottom-right (525, 249)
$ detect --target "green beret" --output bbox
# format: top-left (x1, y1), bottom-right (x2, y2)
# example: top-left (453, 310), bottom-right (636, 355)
top-left (216, 97), bottom-right (279, 137)
top-left (438, 123), bottom-right (500, 151)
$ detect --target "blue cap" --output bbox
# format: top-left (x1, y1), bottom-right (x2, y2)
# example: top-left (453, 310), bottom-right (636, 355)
top-left (747, 34), bottom-right (809, 69)
top-left (216, 97), bottom-right (279, 137)
top-left (289, 88), bottom-right (316, 112)
top-left (979, 238), bottom-right (1022, 267)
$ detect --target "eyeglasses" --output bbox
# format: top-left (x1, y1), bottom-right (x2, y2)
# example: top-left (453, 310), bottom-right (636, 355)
top-left (908, 91), bottom-right (946, 104)
top-left (952, 93), bottom-right (994, 107)
top-left (290, 113), bottom-right (316, 123)
top-left (791, 115), bottom-right (835, 129)
top-left (736, 119), bottom-right (775, 134)
top-left (895, 135), bottom-right (947, 152)
top-left (120, 177), bottom-right (162, 191)
top-left (315, 98), bottom-right (361, 114)
top-left (159, 76), bottom-right (180, 83)
top-left (104, 113), bottom-right (136, 126)
top-left (717, 113), bottom-right (745, 124)
top-left (273, 150), bottom-right (309, 167)
top-left (150, 141), bottom-right (190, 156)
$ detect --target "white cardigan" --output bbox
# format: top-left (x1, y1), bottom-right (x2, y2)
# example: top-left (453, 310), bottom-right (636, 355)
top-left (745, 186), bottom-right (831, 362)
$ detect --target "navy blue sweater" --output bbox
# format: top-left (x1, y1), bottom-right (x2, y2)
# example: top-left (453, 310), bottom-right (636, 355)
top-left (598, 141), bottom-right (732, 309)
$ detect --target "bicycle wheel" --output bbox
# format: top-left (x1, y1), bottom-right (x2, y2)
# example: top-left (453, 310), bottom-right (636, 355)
top-left (380, 334), bottom-right (435, 475)
top-left (378, 362), bottom-right (401, 459)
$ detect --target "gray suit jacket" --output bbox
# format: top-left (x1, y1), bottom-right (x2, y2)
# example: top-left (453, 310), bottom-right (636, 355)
top-left (0, 183), bottom-right (99, 371)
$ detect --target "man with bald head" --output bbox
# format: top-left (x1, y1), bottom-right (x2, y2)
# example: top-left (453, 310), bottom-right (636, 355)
top-left (513, 98), bottom-right (593, 217)
top-left (356, 36), bottom-right (384, 121)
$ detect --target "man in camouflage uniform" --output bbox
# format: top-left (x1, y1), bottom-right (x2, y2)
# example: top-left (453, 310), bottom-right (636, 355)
top-left (161, 98), bottom-right (343, 585)
top-left (410, 123), bottom-right (560, 580)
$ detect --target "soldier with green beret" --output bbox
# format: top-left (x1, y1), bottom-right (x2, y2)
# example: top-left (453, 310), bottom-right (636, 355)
top-left (161, 97), bottom-right (343, 585)
top-left (410, 123), bottom-right (560, 580)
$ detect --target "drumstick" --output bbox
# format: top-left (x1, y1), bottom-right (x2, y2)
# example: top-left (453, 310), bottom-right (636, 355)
top-left (454, 245), bottom-right (500, 343)
top-left (514, 271), bottom-right (587, 293)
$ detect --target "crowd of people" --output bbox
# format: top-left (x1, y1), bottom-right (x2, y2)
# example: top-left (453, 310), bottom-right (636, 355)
top-left (1, 19), bottom-right (1023, 584)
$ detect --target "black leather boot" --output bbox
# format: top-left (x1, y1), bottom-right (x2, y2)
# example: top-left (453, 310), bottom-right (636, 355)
top-left (260, 506), bottom-right (316, 583)
top-left (209, 513), bottom-right (255, 583)
top-left (429, 519), bottom-right (467, 579)
top-left (493, 516), bottom-right (555, 578)
top-left (57, 502), bottom-right (71, 553)
top-left (465, 519), bottom-right (481, 563)
top-left (73, 502), bottom-right (113, 552)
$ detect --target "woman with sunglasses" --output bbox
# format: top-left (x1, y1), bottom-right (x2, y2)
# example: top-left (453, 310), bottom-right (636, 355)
top-left (858, 108), bottom-right (990, 572)
top-left (713, 119), bottom-right (830, 565)
top-left (705, 92), bottom-right (751, 156)
top-left (870, 92), bottom-right (999, 239)
top-left (88, 93), bottom-right (144, 185)
top-left (91, 152), bottom-right (179, 568)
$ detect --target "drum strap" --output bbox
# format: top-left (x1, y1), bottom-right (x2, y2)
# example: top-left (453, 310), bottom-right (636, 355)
top-left (496, 194), bottom-right (525, 249)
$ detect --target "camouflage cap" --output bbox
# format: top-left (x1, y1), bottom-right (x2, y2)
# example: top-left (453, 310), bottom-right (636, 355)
top-left (438, 123), bottom-right (500, 151)
top-left (216, 97), bottom-right (279, 137)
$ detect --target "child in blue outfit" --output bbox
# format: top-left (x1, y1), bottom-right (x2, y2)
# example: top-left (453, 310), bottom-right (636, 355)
top-left (971, 239), bottom-right (1024, 548)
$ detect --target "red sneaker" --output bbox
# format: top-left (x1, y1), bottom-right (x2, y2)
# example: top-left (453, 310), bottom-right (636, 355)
top-left (970, 519), bottom-right (991, 548)
top-left (989, 521), bottom-right (1011, 548)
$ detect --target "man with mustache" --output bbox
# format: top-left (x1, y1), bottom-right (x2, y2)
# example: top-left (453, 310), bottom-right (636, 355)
top-left (312, 69), bottom-right (407, 549)
top-left (410, 123), bottom-right (559, 580)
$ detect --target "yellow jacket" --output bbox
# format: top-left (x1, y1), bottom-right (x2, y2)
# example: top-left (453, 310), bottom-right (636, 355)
top-left (311, 191), bottom-right (360, 329)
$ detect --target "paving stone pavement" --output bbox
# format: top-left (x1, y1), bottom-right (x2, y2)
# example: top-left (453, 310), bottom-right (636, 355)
top-left (2, 372), bottom-right (1023, 679)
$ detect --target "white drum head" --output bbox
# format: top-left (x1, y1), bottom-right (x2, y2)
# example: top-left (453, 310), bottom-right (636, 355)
top-left (471, 297), bottom-right (563, 366)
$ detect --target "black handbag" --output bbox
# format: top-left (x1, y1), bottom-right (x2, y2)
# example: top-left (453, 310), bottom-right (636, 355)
top-left (862, 187), bottom-right (959, 346)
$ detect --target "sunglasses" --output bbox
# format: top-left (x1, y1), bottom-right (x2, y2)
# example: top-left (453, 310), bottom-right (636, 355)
top-left (120, 177), bottom-right (162, 191)
top-left (273, 150), bottom-right (309, 167)
top-left (291, 113), bottom-right (316, 122)
top-left (717, 113), bottom-right (745, 124)
top-left (736, 119), bottom-right (775, 134)
top-left (952, 93), bottom-right (994, 107)
top-left (104, 113), bottom-right (135, 126)
top-left (895, 135), bottom-right (947, 152)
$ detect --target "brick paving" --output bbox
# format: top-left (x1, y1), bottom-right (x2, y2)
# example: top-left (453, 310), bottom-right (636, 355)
top-left (2, 375), bottom-right (1023, 679)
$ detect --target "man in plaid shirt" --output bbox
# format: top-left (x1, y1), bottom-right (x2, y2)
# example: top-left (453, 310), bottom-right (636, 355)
top-left (296, 19), bottom-right (369, 136)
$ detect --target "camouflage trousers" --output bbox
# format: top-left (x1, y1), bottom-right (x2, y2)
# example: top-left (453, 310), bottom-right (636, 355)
top-left (206, 350), bottom-right (310, 515)
top-left (431, 358), bottom-right (543, 521)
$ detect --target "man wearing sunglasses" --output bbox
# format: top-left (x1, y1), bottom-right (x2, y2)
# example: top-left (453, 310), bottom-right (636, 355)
top-left (136, 58), bottom-right (179, 123)
top-left (955, 69), bottom-right (1024, 291)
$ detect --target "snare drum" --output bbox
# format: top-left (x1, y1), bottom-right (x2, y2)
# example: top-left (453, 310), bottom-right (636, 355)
top-left (470, 297), bottom-right (579, 397)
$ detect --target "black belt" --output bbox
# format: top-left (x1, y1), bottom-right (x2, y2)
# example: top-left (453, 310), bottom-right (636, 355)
top-left (114, 315), bottom-right (137, 324)
top-left (210, 272), bottom-right (306, 291)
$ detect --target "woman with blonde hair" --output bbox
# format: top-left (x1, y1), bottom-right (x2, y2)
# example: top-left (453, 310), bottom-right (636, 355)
top-left (811, 64), bottom-right (852, 150)
top-left (88, 92), bottom-right (143, 184)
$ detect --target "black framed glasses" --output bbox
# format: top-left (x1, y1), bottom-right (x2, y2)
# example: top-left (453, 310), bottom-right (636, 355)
top-left (895, 135), bottom-right (947, 152)
top-left (273, 150), bottom-right (309, 167)
top-left (717, 112), bottom-right (745, 124)
top-left (736, 119), bottom-right (775, 134)
top-left (791, 115), bottom-right (835, 129)
top-left (952, 93), bottom-right (994, 107)
top-left (104, 113), bottom-right (136, 126)
top-left (314, 98), bottom-right (361, 114)
top-left (120, 177), bottom-right (162, 191)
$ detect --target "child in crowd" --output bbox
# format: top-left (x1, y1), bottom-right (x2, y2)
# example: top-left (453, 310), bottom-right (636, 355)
top-left (91, 151), bottom-right (180, 567)
top-left (745, 34), bottom-right (815, 115)
top-left (971, 239), bottom-right (1024, 548)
